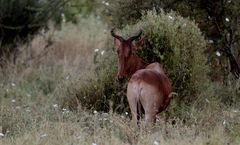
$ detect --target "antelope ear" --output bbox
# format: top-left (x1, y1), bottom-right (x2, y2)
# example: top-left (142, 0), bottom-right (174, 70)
top-left (132, 36), bottom-right (144, 50)
top-left (114, 38), bottom-right (121, 49)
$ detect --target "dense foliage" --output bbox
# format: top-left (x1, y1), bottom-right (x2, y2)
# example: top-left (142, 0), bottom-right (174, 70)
top-left (108, 0), bottom-right (240, 80)
top-left (0, 0), bottom-right (67, 62)
top-left (121, 10), bottom-right (209, 103)
top-left (64, 10), bottom-right (210, 112)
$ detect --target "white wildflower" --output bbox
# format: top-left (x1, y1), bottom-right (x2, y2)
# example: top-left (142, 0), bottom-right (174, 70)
top-left (0, 133), bottom-right (4, 137)
top-left (26, 109), bottom-right (31, 112)
top-left (208, 16), bottom-right (212, 20)
top-left (225, 18), bottom-right (230, 22)
top-left (26, 93), bottom-right (31, 97)
top-left (62, 108), bottom-right (67, 111)
top-left (11, 83), bottom-right (16, 87)
top-left (232, 110), bottom-right (238, 113)
top-left (94, 49), bottom-right (99, 52)
top-left (101, 50), bottom-right (105, 55)
top-left (153, 140), bottom-right (160, 145)
top-left (40, 133), bottom-right (47, 138)
top-left (216, 51), bottom-right (221, 57)
top-left (92, 143), bottom-right (97, 145)
top-left (93, 110), bottom-right (98, 114)
top-left (125, 112), bottom-right (128, 115)
top-left (53, 104), bottom-right (58, 108)
top-left (227, 0), bottom-right (231, 3)
top-left (208, 39), bottom-right (214, 44)
top-left (66, 75), bottom-right (70, 80)
top-left (223, 120), bottom-right (226, 125)
top-left (61, 13), bottom-right (66, 23)
top-left (168, 15), bottom-right (174, 20)
top-left (11, 99), bottom-right (16, 103)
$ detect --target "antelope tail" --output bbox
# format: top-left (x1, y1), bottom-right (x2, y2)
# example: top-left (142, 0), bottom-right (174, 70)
top-left (136, 100), bottom-right (142, 126)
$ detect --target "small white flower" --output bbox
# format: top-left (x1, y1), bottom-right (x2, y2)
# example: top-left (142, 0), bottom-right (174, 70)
top-left (121, 115), bottom-right (125, 119)
top-left (0, 133), bottom-right (4, 137)
top-left (66, 75), bottom-right (70, 80)
top-left (153, 140), bottom-right (160, 145)
top-left (125, 112), bottom-right (128, 115)
top-left (232, 110), bottom-right (238, 113)
top-left (208, 40), bottom-right (214, 44)
top-left (168, 15), bottom-right (174, 20)
top-left (11, 99), bottom-right (16, 103)
top-left (223, 120), bottom-right (226, 125)
top-left (62, 108), bottom-right (67, 111)
top-left (40, 133), bottom-right (47, 138)
top-left (225, 18), bottom-right (230, 22)
top-left (93, 110), bottom-right (98, 114)
top-left (216, 51), bottom-right (221, 57)
top-left (26, 109), bottom-right (31, 112)
top-left (26, 93), bottom-right (31, 97)
top-left (61, 13), bottom-right (66, 23)
top-left (53, 104), bottom-right (58, 108)
top-left (11, 83), bottom-right (16, 87)
top-left (208, 16), bottom-right (212, 20)
top-left (94, 49), bottom-right (99, 52)
top-left (227, 0), bottom-right (231, 3)
top-left (101, 50), bottom-right (105, 55)
top-left (92, 143), bottom-right (97, 145)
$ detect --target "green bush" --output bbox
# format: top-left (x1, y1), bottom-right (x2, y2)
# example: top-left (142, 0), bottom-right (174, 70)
top-left (61, 10), bottom-right (211, 113)
top-left (119, 10), bottom-right (210, 103)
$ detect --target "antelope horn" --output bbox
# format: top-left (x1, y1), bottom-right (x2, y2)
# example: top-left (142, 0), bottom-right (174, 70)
top-left (128, 30), bottom-right (143, 42)
top-left (111, 29), bottom-right (124, 41)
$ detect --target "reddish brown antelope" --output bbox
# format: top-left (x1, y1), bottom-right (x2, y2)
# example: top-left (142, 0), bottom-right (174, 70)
top-left (111, 29), bottom-right (175, 126)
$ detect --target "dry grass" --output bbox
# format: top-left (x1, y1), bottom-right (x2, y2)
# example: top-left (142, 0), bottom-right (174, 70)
top-left (1, 16), bottom-right (240, 145)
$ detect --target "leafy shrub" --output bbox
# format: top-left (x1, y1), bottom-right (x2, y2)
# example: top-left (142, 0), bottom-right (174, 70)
top-left (61, 10), bottom-right (211, 113)
top-left (118, 10), bottom-right (210, 103)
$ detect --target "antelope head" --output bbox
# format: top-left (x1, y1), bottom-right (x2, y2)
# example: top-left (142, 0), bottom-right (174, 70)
top-left (111, 29), bottom-right (145, 81)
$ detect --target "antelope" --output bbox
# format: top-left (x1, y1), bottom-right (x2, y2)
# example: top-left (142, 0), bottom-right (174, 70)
top-left (111, 29), bottom-right (175, 126)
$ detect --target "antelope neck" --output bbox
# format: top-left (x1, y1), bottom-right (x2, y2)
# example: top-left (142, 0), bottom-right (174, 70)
top-left (128, 55), bottom-right (148, 77)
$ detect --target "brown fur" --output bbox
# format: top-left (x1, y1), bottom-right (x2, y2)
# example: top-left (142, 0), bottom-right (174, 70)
top-left (111, 30), bottom-right (173, 126)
